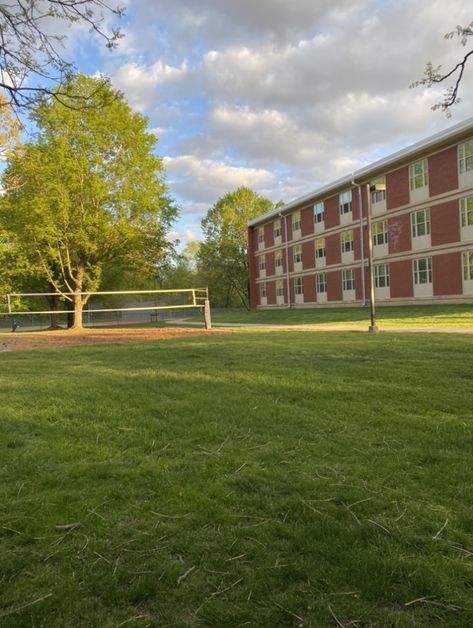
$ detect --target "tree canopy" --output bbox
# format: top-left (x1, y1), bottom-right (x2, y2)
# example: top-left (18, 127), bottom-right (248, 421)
top-left (199, 187), bottom-right (275, 309)
top-left (0, 73), bottom-right (176, 327)
top-left (0, 0), bottom-right (124, 113)
top-left (412, 21), bottom-right (473, 115)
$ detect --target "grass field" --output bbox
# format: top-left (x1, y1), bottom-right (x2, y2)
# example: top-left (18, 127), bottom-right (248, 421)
top-left (187, 303), bottom-right (473, 329)
top-left (1, 331), bottom-right (473, 626)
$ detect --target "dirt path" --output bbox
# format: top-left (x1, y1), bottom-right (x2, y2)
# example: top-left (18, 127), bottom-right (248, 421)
top-left (0, 326), bottom-right (225, 352)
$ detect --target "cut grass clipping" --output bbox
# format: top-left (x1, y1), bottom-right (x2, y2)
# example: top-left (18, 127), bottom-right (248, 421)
top-left (1, 331), bottom-right (473, 626)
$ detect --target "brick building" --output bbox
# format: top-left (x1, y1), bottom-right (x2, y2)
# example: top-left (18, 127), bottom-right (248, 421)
top-left (248, 117), bottom-right (473, 309)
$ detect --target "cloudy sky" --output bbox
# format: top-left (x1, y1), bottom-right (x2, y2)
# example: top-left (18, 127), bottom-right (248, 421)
top-left (75, 0), bottom-right (473, 245)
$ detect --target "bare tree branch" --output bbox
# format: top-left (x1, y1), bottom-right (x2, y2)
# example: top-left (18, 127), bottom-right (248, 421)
top-left (0, 0), bottom-right (124, 115)
top-left (410, 21), bottom-right (473, 116)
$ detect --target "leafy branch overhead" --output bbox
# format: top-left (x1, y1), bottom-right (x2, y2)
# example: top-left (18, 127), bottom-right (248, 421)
top-left (411, 21), bottom-right (473, 115)
top-left (0, 0), bottom-right (124, 113)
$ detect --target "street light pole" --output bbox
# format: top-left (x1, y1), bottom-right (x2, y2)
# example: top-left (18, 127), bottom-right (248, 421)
top-left (365, 183), bottom-right (379, 333)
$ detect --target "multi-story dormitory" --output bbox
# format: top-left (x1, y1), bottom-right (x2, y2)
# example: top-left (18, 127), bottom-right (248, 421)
top-left (247, 117), bottom-right (473, 309)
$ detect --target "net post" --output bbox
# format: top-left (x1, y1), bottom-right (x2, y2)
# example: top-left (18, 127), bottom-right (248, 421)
top-left (204, 299), bottom-right (212, 330)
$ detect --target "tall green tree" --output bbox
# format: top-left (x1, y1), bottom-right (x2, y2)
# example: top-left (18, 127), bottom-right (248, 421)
top-left (0, 74), bottom-right (176, 328)
top-left (199, 187), bottom-right (275, 309)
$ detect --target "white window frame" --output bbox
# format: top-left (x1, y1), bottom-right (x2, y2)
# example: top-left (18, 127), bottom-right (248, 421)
top-left (341, 230), bottom-right (354, 253)
top-left (413, 257), bottom-right (432, 285)
top-left (259, 282), bottom-right (267, 298)
top-left (409, 159), bottom-right (428, 191)
top-left (273, 219), bottom-right (281, 239)
top-left (373, 220), bottom-right (388, 246)
top-left (292, 211), bottom-right (301, 233)
top-left (294, 276), bottom-right (304, 295)
top-left (314, 202), bottom-right (324, 224)
top-left (276, 279), bottom-right (284, 297)
top-left (315, 238), bottom-right (325, 259)
top-left (339, 190), bottom-right (352, 217)
top-left (459, 140), bottom-right (473, 174)
top-left (374, 263), bottom-right (389, 288)
top-left (316, 273), bottom-right (327, 293)
top-left (342, 268), bottom-right (355, 291)
top-left (275, 250), bottom-right (283, 268)
top-left (411, 208), bottom-right (431, 238)
top-left (293, 244), bottom-right (302, 265)
top-left (460, 196), bottom-right (473, 227)
top-left (370, 177), bottom-right (386, 204)
top-left (463, 252), bottom-right (473, 281)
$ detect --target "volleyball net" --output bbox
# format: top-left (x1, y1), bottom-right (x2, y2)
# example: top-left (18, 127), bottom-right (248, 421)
top-left (0, 288), bottom-right (210, 331)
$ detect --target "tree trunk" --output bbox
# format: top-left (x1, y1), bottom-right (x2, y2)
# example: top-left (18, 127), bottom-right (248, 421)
top-left (72, 267), bottom-right (85, 329)
top-left (46, 295), bottom-right (62, 329)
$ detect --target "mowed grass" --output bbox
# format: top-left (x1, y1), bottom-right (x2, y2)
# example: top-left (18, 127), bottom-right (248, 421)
top-left (188, 303), bottom-right (473, 329)
top-left (1, 331), bottom-right (472, 627)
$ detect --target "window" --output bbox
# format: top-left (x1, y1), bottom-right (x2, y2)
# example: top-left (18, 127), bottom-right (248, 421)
top-left (341, 230), bottom-right (354, 253)
top-left (275, 250), bottom-right (283, 267)
top-left (374, 264), bottom-right (389, 288)
top-left (460, 196), bottom-right (473, 227)
top-left (339, 190), bottom-right (352, 215)
top-left (411, 208), bottom-right (430, 238)
top-left (315, 238), bottom-right (325, 258)
top-left (373, 220), bottom-right (388, 246)
top-left (316, 273), bottom-right (327, 293)
top-left (463, 252), bottom-right (473, 280)
top-left (294, 276), bottom-right (303, 295)
top-left (409, 159), bottom-right (428, 190)
top-left (459, 140), bottom-right (473, 174)
top-left (292, 211), bottom-right (301, 232)
top-left (413, 257), bottom-right (432, 285)
top-left (274, 219), bottom-right (281, 238)
top-left (259, 283), bottom-right (267, 298)
top-left (257, 227), bottom-right (264, 244)
top-left (276, 279), bottom-right (284, 297)
top-left (371, 177), bottom-right (386, 204)
top-left (342, 269), bottom-right (355, 291)
top-left (258, 255), bottom-right (266, 271)
top-left (314, 202), bottom-right (324, 223)
top-left (293, 244), bottom-right (302, 264)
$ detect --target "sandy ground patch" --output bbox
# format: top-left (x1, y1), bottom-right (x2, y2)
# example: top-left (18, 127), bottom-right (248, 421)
top-left (0, 326), bottom-right (223, 352)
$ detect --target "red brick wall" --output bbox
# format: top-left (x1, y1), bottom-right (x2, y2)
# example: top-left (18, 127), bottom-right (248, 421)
top-left (387, 166), bottom-right (409, 210)
top-left (433, 252), bottom-right (462, 295)
top-left (353, 225), bottom-right (363, 260)
top-left (354, 266), bottom-right (365, 301)
top-left (327, 270), bottom-right (342, 301)
top-left (302, 240), bottom-right (315, 270)
top-left (326, 232), bottom-right (341, 265)
top-left (266, 251), bottom-right (275, 276)
top-left (431, 200), bottom-right (460, 246)
top-left (390, 260), bottom-right (413, 298)
top-left (288, 245), bottom-right (295, 272)
top-left (388, 213), bottom-right (411, 254)
top-left (267, 280), bottom-right (276, 305)
top-left (289, 277), bottom-right (295, 305)
top-left (303, 274), bottom-right (316, 303)
top-left (264, 222), bottom-right (274, 248)
top-left (285, 215), bottom-right (293, 241)
top-left (352, 186), bottom-right (360, 220)
top-left (301, 206), bottom-right (314, 237)
top-left (324, 194), bottom-right (340, 229)
top-left (248, 227), bottom-right (258, 309)
top-left (428, 146), bottom-right (459, 197)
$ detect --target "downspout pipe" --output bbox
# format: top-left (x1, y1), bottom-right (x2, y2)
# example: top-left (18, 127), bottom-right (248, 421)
top-left (351, 175), bottom-right (366, 306)
top-left (279, 212), bottom-right (291, 308)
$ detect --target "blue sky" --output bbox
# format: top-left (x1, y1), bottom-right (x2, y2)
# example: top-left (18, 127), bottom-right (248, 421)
top-left (37, 0), bottom-right (473, 247)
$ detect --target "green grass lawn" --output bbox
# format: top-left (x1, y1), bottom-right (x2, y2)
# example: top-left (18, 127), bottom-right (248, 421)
top-left (1, 331), bottom-right (473, 626)
top-left (190, 303), bottom-right (473, 329)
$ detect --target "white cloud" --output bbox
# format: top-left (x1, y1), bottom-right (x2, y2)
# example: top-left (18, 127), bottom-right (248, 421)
top-left (164, 155), bottom-right (275, 204)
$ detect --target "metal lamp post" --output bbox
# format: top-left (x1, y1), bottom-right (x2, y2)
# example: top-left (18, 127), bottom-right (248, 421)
top-left (365, 182), bottom-right (385, 333)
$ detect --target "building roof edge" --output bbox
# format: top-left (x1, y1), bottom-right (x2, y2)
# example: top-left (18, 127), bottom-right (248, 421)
top-left (248, 116), bottom-right (473, 227)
